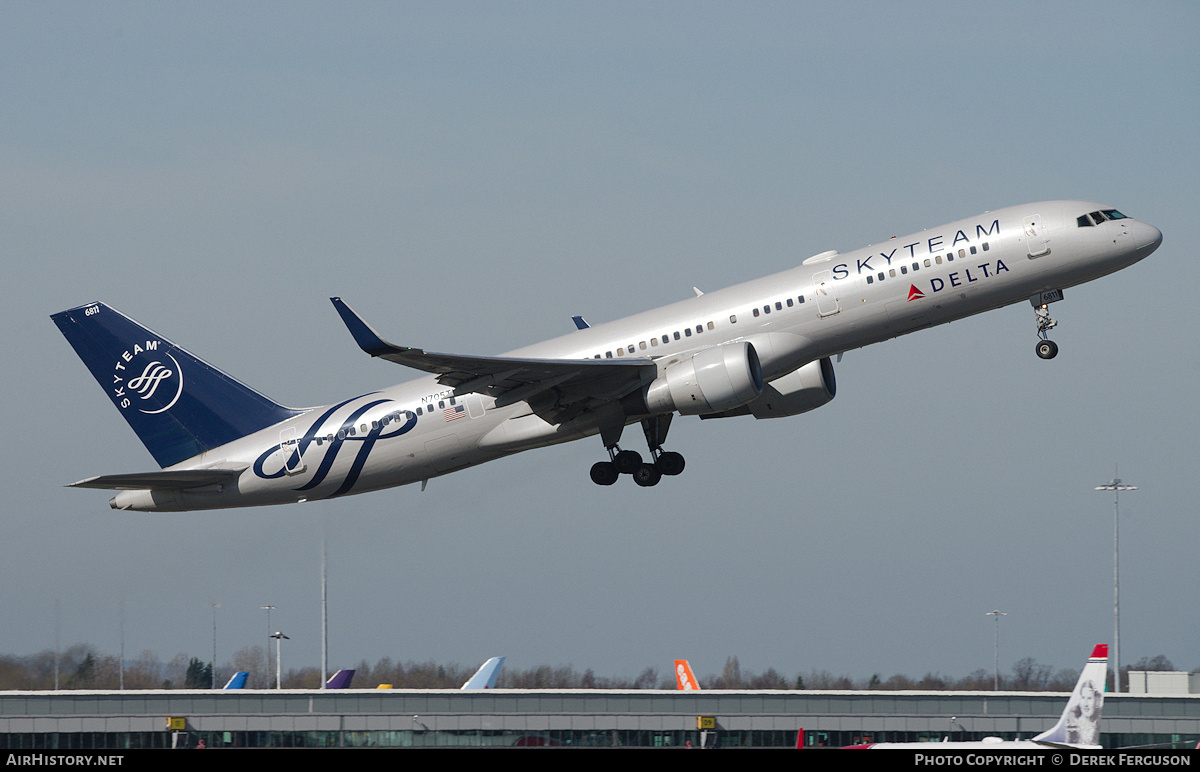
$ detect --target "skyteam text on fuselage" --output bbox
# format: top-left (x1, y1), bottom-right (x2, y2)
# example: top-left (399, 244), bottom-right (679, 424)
top-left (53, 201), bottom-right (1162, 511)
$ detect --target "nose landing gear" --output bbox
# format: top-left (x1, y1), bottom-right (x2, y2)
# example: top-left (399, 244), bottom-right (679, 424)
top-left (1031, 291), bottom-right (1063, 360)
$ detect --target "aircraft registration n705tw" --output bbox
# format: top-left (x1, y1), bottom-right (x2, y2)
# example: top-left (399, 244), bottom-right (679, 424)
top-left (54, 201), bottom-right (1161, 511)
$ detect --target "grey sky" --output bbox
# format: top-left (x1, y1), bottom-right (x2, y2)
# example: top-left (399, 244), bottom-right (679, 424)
top-left (3, 2), bottom-right (1197, 684)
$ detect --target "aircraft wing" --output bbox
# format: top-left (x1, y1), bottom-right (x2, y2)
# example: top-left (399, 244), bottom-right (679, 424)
top-left (331, 298), bottom-right (657, 404)
top-left (68, 468), bottom-right (246, 491)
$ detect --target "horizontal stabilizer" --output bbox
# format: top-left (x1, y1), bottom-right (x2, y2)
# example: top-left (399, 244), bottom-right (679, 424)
top-left (69, 468), bottom-right (246, 491)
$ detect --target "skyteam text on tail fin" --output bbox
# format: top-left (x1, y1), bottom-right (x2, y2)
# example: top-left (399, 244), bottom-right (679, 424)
top-left (52, 302), bottom-right (302, 468)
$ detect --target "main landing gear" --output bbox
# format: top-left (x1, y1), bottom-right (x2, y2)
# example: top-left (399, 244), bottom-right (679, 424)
top-left (1032, 292), bottom-right (1062, 360)
top-left (590, 414), bottom-right (686, 487)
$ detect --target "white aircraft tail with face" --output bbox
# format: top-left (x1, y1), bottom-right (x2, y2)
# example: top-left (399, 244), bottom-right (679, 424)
top-left (847, 644), bottom-right (1109, 750)
top-left (1032, 644), bottom-right (1107, 747)
top-left (675, 659), bottom-right (700, 690)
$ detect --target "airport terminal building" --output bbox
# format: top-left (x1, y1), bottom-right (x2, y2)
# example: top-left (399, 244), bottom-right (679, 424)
top-left (1, 688), bottom-right (1198, 749)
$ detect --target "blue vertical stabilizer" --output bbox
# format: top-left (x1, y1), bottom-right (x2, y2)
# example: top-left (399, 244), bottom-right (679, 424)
top-left (52, 302), bottom-right (303, 468)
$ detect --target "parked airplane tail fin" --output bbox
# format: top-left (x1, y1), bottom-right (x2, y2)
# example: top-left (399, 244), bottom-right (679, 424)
top-left (1033, 644), bottom-right (1108, 747)
top-left (675, 659), bottom-right (700, 690)
top-left (326, 669), bottom-right (355, 689)
top-left (52, 302), bottom-right (303, 468)
top-left (223, 671), bottom-right (249, 689)
top-left (461, 656), bottom-right (506, 689)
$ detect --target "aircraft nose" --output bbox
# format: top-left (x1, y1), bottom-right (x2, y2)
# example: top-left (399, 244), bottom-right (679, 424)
top-left (1133, 221), bottom-right (1163, 258)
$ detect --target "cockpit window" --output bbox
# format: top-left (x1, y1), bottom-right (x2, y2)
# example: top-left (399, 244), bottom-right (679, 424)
top-left (1079, 209), bottom-right (1130, 227)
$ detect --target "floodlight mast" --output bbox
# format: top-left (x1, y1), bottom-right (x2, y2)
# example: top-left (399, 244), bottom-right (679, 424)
top-left (1095, 469), bottom-right (1137, 693)
top-left (270, 631), bottom-right (290, 689)
top-left (986, 610), bottom-right (1007, 691)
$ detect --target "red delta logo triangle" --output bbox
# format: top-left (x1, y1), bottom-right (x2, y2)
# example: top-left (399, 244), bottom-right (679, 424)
top-left (907, 284), bottom-right (925, 301)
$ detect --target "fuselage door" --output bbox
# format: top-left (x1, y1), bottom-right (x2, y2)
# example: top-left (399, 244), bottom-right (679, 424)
top-left (1023, 214), bottom-right (1050, 258)
top-left (812, 270), bottom-right (841, 317)
top-left (279, 426), bottom-right (307, 475)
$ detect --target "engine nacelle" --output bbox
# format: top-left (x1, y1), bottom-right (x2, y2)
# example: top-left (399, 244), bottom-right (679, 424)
top-left (744, 357), bottom-right (836, 418)
top-left (699, 357), bottom-right (835, 419)
top-left (643, 341), bottom-right (764, 416)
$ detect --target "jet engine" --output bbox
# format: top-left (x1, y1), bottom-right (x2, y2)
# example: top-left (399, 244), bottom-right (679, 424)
top-left (700, 357), bottom-right (836, 419)
top-left (642, 341), bottom-right (764, 416)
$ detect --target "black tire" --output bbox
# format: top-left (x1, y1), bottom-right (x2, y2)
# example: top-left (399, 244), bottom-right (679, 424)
top-left (656, 451), bottom-right (686, 476)
top-left (590, 461), bottom-right (619, 486)
top-left (613, 449), bottom-right (642, 474)
top-left (632, 463), bottom-right (662, 487)
top-left (1036, 340), bottom-right (1059, 359)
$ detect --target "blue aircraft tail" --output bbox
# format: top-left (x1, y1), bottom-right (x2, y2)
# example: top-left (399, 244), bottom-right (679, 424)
top-left (326, 669), bottom-right (355, 689)
top-left (52, 302), bottom-right (303, 469)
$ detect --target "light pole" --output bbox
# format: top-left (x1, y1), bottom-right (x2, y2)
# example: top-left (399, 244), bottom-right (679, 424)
top-left (210, 602), bottom-right (219, 690)
top-left (270, 631), bottom-right (289, 689)
top-left (118, 599), bottom-right (125, 691)
top-left (986, 610), bottom-right (1007, 690)
top-left (321, 530), bottom-right (328, 689)
top-left (1095, 469), bottom-right (1136, 693)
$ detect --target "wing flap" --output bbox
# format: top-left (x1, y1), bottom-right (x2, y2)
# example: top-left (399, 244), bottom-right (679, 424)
top-left (69, 468), bottom-right (246, 491)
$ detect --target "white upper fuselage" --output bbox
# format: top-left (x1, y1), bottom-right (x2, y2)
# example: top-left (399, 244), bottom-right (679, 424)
top-left (113, 201), bottom-right (1161, 511)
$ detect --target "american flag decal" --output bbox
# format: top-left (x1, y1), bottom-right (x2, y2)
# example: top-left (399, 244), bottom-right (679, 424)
top-left (444, 405), bottom-right (466, 421)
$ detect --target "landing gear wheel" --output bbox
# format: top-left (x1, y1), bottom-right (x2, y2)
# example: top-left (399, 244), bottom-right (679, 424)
top-left (590, 461), bottom-right (619, 486)
top-left (1036, 339), bottom-right (1059, 360)
top-left (632, 463), bottom-right (662, 487)
top-left (655, 451), bottom-right (686, 476)
top-left (613, 449), bottom-right (643, 475)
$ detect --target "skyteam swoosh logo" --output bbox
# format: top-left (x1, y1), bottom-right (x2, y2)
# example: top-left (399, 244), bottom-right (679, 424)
top-left (252, 396), bottom-right (419, 497)
top-left (111, 340), bottom-right (184, 414)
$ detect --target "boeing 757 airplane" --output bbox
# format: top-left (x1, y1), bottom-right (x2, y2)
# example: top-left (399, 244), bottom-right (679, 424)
top-left (53, 201), bottom-right (1161, 511)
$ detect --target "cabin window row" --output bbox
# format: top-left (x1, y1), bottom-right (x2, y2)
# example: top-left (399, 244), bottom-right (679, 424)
top-left (589, 290), bottom-right (815, 359)
top-left (593, 322), bottom-right (717, 359)
top-left (864, 243), bottom-right (990, 285)
top-left (750, 294), bottom-right (806, 319)
top-left (311, 398), bottom-right (462, 444)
